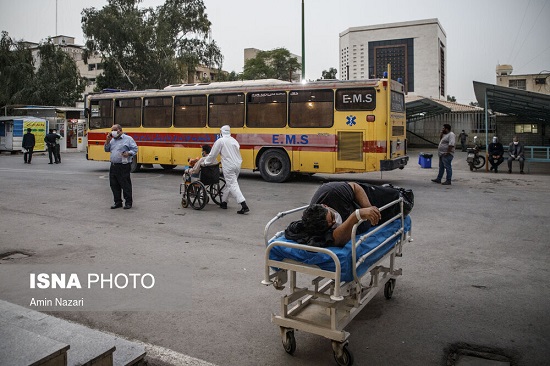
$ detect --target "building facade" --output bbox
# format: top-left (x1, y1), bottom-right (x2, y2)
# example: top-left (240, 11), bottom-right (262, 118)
top-left (339, 19), bottom-right (447, 99)
top-left (495, 64), bottom-right (550, 96)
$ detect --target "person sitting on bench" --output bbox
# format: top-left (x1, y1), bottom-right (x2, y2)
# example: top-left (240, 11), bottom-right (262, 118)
top-left (507, 136), bottom-right (525, 174)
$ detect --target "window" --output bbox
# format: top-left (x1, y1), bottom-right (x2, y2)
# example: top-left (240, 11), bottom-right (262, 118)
top-left (390, 91), bottom-right (405, 112)
top-left (535, 78), bottom-right (546, 85)
top-left (289, 89), bottom-right (333, 127)
top-left (208, 93), bottom-right (244, 128)
top-left (440, 45), bottom-right (445, 97)
top-left (88, 64), bottom-right (96, 71)
top-left (89, 99), bottom-right (113, 129)
top-left (143, 97), bottom-right (172, 128)
top-left (335, 88), bottom-right (376, 111)
top-left (515, 124), bottom-right (538, 134)
top-left (174, 95), bottom-right (207, 128)
top-left (369, 38), bottom-right (414, 92)
top-left (114, 98), bottom-right (141, 127)
top-left (246, 92), bottom-right (287, 128)
top-left (509, 79), bottom-right (526, 90)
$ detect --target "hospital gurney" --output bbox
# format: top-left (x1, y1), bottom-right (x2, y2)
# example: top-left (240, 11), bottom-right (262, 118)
top-left (261, 198), bottom-right (412, 366)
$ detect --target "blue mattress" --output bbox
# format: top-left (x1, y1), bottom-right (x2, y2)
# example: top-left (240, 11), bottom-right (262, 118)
top-left (269, 216), bottom-right (411, 282)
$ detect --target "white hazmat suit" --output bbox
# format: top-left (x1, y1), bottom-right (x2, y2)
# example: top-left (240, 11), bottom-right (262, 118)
top-left (203, 125), bottom-right (248, 213)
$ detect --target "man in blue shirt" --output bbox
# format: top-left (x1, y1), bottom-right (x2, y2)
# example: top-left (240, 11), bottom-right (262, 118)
top-left (104, 124), bottom-right (138, 209)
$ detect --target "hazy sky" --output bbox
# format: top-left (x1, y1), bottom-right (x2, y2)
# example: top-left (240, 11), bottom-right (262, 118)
top-left (1, 0), bottom-right (549, 104)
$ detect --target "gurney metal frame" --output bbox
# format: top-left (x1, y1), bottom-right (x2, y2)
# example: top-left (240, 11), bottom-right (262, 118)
top-left (261, 198), bottom-right (413, 365)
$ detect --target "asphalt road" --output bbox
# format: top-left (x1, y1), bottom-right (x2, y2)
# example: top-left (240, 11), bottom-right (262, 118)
top-left (1, 149), bottom-right (549, 366)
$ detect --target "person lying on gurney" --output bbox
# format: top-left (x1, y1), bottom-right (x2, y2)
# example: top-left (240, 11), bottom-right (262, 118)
top-left (285, 182), bottom-right (381, 248)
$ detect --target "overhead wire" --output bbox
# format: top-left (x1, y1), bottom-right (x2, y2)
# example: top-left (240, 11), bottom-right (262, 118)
top-left (506, 0), bottom-right (532, 62)
top-left (511, 0), bottom-right (550, 66)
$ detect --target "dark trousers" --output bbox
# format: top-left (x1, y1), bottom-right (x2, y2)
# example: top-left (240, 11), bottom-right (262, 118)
top-left (489, 156), bottom-right (504, 170)
top-left (507, 156), bottom-right (525, 172)
top-left (55, 144), bottom-right (61, 163)
top-left (109, 163), bottom-right (133, 205)
top-left (47, 145), bottom-right (59, 163)
top-left (24, 147), bottom-right (34, 163)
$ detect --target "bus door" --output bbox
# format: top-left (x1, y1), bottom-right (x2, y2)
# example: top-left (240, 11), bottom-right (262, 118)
top-left (4, 121), bottom-right (13, 150)
top-left (335, 129), bottom-right (367, 171)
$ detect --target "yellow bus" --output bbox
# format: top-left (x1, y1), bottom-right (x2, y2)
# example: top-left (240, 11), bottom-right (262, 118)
top-left (85, 74), bottom-right (408, 182)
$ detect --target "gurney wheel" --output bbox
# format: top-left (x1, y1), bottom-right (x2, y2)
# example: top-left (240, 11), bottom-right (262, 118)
top-left (333, 344), bottom-right (354, 366)
top-left (384, 278), bottom-right (396, 299)
top-left (282, 330), bottom-right (296, 355)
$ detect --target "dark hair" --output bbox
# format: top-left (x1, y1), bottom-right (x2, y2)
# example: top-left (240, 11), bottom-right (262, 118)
top-left (302, 204), bottom-right (329, 234)
top-left (27, 128), bottom-right (32, 133)
top-left (202, 144), bottom-right (211, 154)
top-left (49, 129), bottom-right (53, 133)
top-left (443, 124), bottom-right (451, 131)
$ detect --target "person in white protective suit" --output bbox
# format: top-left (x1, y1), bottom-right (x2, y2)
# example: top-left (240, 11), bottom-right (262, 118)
top-left (202, 125), bottom-right (250, 214)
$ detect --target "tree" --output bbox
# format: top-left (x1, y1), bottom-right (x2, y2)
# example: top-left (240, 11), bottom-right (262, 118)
top-left (82, 0), bottom-right (222, 90)
top-left (242, 48), bottom-right (301, 81)
top-left (321, 67), bottom-right (337, 79)
top-left (0, 32), bottom-right (35, 106)
top-left (27, 40), bottom-right (86, 106)
top-left (447, 95), bottom-right (456, 102)
top-left (469, 101), bottom-right (479, 107)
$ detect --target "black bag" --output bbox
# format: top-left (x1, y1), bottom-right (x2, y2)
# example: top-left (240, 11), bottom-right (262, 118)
top-left (358, 183), bottom-right (414, 224)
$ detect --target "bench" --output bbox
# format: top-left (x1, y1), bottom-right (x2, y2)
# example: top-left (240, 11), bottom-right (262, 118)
top-left (502, 145), bottom-right (550, 173)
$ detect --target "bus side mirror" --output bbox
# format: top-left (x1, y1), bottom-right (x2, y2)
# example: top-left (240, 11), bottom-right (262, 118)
top-left (84, 108), bottom-right (90, 118)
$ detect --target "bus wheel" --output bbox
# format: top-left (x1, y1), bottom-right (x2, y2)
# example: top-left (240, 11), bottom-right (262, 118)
top-left (259, 149), bottom-right (291, 183)
top-left (130, 158), bottom-right (141, 173)
top-left (161, 164), bottom-right (176, 170)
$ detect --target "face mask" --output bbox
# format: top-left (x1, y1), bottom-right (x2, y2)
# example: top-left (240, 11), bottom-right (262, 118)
top-left (328, 208), bottom-right (343, 228)
top-left (111, 131), bottom-right (119, 137)
top-left (513, 141), bottom-right (518, 145)
top-left (492, 138), bottom-right (497, 143)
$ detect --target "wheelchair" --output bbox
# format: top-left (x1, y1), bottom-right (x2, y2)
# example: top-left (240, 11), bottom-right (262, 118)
top-left (180, 164), bottom-right (225, 210)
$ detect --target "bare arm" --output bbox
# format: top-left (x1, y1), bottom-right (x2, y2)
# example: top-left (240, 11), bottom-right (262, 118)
top-left (348, 182), bottom-right (372, 208)
top-left (332, 207), bottom-right (381, 247)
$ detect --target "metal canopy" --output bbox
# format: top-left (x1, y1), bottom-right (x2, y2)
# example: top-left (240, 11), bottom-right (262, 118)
top-left (473, 81), bottom-right (550, 123)
top-left (405, 97), bottom-right (451, 120)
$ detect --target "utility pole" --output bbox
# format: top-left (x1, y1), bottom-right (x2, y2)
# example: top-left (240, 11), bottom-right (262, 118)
top-left (55, 0), bottom-right (58, 36)
top-left (301, 0), bottom-right (305, 81)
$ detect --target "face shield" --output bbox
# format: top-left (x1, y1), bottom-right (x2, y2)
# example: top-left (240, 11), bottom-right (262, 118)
top-left (220, 125), bottom-right (231, 137)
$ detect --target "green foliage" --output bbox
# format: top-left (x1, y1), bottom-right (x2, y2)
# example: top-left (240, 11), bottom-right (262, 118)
top-left (28, 41), bottom-right (86, 105)
top-left (82, 0), bottom-right (222, 90)
top-left (242, 48), bottom-right (301, 81)
top-left (447, 95), bottom-right (456, 102)
top-left (321, 67), bottom-right (337, 80)
top-left (0, 31), bottom-right (35, 106)
top-left (0, 32), bottom-right (84, 107)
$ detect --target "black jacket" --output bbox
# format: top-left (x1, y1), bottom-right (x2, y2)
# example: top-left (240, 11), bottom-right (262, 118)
top-left (22, 133), bottom-right (35, 148)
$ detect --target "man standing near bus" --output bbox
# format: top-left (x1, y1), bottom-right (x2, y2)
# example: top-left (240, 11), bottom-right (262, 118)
top-left (431, 124), bottom-right (456, 185)
top-left (203, 125), bottom-right (249, 214)
top-left (104, 124), bottom-right (138, 209)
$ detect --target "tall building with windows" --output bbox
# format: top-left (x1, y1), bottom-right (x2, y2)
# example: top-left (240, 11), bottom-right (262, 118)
top-left (339, 19), bottom-right (447, 99)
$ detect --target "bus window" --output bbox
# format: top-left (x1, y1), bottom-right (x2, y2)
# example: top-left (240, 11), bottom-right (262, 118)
top-left (89, 99), bottom-right (113, 129)
top-left (208, 93), bottom-right (245, 128)
top-left (335, 88), bottom-right (376, 111)
top-left (143, 97), bottom-right (172, 128)
top-left (114, 98), bottom-right (141, 127)
top-left (289, 89), bottom-right (333, 128)
top-left (174, 95), bottom-right (207, 128)
top-left (246, 92), bottom-right (287, 128)
top-left (391, 91), bottom-right (405, 112)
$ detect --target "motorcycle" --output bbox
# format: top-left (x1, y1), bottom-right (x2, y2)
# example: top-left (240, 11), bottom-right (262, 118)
top-left (466, 136), bottom-right (486, 171)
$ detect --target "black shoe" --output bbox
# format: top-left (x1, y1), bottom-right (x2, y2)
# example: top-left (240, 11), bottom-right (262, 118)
top-left (123, 204), bottom-right (132, 209)
top-left (237, 207), bottom-right (250, 214)
top-left (520, 171), bottom-right (524, 174)
top-left (55, 161), bottom-right (60, 164)
top-left (220, 202), bottom-right (227, 209)
top-left (442, 181), bottom-right (451, 185)
top-left (111, 204), bottom-right (123, 209)
top-left (48, 162), bottom-right (53, 164)
top-left (490, 166), bottom-right (494, 171)
top-left (431, 179), bottom-right (441, 183)
top-left (495, 169), bottom-right (498, 173)
top-left (508, 170), bottom-right (512, 174)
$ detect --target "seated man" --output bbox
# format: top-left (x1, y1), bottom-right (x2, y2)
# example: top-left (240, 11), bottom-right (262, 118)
top-left (488, 136), bottom-right (504, 173)
top-left (185, 145), bottom-right (211, 181)
top-left (507, 136), bottom-right (525, 174)
top-left (286, 182), bottom-right (381, 248)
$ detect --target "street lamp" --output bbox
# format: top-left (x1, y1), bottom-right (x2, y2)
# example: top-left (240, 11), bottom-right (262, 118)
top-left (301, 0), bottom-right (305, 81)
